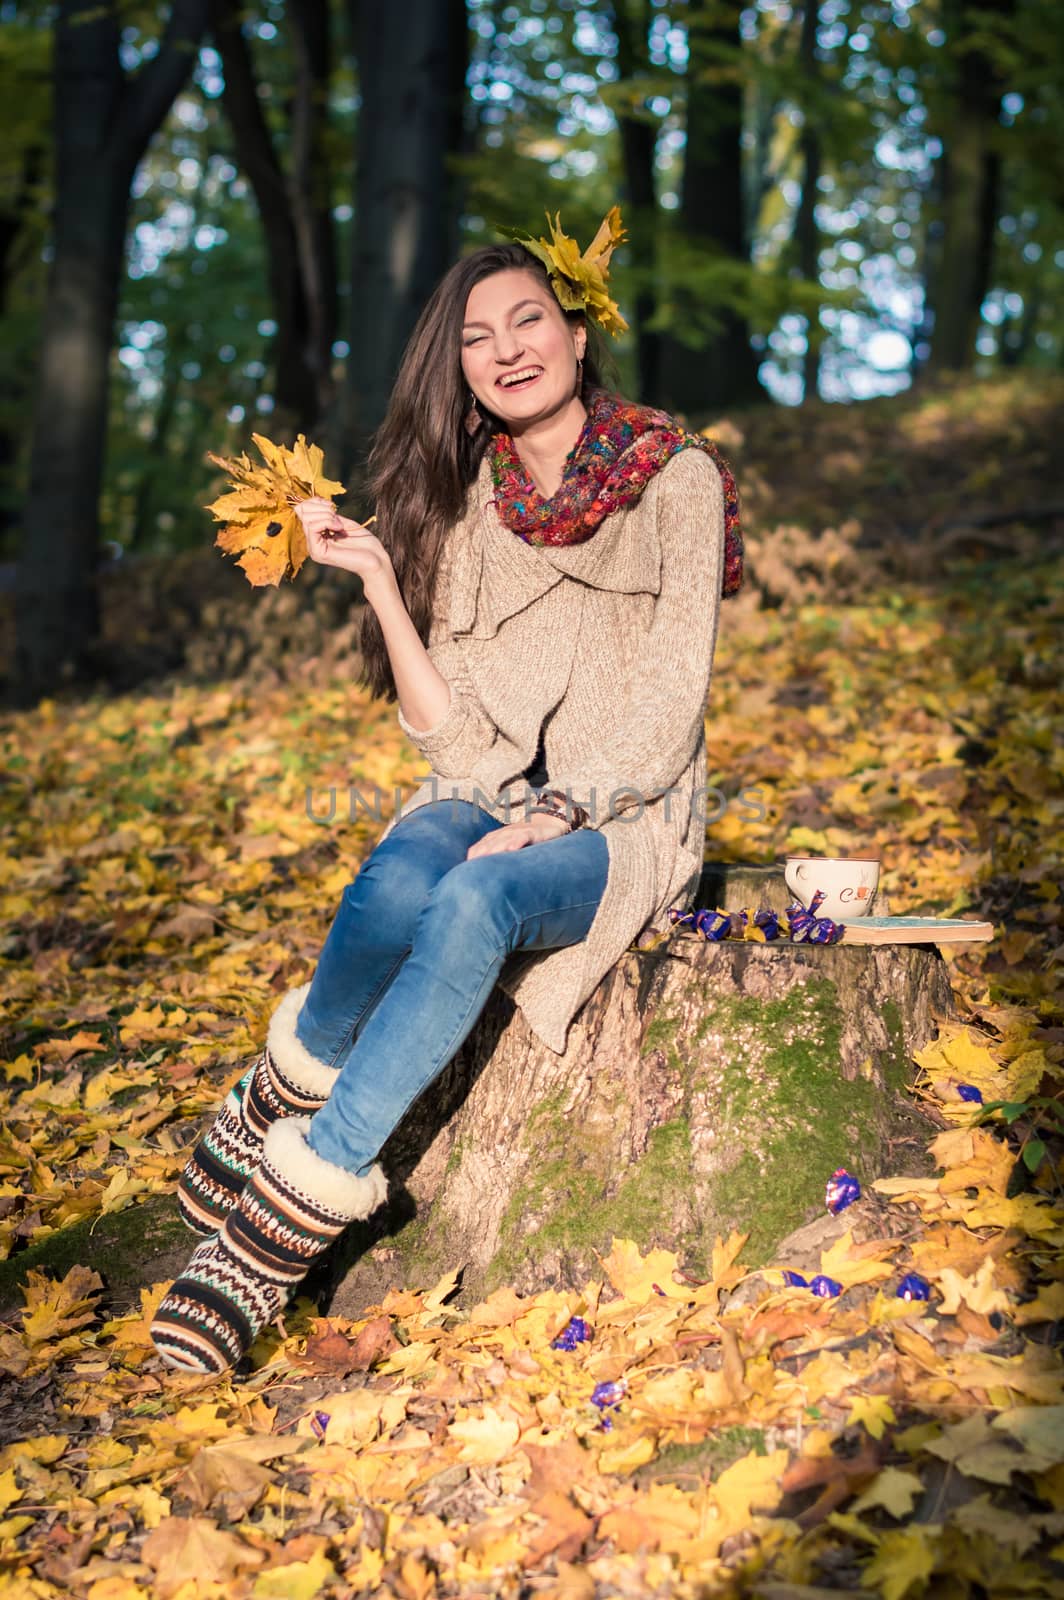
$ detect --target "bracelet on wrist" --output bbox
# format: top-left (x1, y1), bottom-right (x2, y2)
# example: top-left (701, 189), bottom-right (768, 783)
top-left (528, 788), bottom-right (589, 832)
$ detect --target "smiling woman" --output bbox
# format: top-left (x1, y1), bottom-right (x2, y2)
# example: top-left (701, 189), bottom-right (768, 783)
top-left (150, 212), bottom-right (743, 1376)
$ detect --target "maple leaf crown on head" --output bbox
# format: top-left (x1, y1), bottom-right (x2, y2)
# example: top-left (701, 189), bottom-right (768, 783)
top-left (510, 206), bottom-right (630, 338)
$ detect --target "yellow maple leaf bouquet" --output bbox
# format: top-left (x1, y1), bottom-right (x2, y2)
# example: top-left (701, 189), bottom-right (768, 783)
top-left (514, 206), bottom-right (629, 337)
top-left (206, 433), bottom-right (359, 587)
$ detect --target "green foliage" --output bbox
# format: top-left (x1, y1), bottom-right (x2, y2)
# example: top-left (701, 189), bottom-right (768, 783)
top-left (4, 0), bottom-right (1064, 563)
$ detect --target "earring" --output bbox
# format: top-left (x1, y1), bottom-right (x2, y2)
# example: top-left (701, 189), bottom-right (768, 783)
top-left (576, 355), bottom-right (584, 392)
top-left (464, 392), bottom-right (482, 437)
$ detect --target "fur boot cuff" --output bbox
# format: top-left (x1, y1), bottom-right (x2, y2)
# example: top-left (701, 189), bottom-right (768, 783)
top-left (267, 984), bottom-right (341, 1098)
top-left (262, 1117), bottom-right (388, 1222)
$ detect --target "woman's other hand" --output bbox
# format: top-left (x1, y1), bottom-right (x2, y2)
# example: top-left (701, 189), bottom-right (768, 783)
top-left (466, 814), bottom-right (570, 858)
top-left (295, 496), bottom-right (393, 587)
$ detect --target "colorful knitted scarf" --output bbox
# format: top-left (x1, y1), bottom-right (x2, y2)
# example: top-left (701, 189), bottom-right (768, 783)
top-left (488, 388), bottom-right (743, 597)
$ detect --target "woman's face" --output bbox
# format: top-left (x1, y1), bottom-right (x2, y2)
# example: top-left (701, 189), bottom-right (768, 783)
top-left (461, 268), bottom-right (587, 432)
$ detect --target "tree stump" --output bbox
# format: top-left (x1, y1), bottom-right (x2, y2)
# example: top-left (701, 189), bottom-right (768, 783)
top-left (328, 864), bottom-right (951, 1316)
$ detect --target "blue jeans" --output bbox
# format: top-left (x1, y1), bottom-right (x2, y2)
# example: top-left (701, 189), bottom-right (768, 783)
top-left (296, 801), bottom-right (609, 1176)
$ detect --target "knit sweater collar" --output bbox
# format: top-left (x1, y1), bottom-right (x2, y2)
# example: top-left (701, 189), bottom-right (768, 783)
top-left (446, 455), bottom-right (663, 639)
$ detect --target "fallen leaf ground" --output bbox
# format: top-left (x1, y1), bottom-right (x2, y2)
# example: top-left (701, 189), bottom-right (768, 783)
top-left (0, 378), bottom-right (1062, 1598)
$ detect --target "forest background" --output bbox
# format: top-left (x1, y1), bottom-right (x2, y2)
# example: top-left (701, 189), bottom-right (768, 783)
top-left (1, 0), bottom-right (1062, 703)
top-left (1, 6), bottom-right (1064, 1594)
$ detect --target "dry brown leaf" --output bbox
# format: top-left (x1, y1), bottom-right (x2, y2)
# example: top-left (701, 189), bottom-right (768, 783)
top-left (141, 1516), bottom-right (265, 1594)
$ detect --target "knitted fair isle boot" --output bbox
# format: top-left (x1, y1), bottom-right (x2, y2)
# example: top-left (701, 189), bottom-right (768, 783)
top-left (152, 1117), bottom-right (387, 1374)
top-left (177, 984), bottom-right (340, 1238)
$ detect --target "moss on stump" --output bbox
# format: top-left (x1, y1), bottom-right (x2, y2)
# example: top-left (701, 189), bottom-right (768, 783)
top-left (328, 903), bottom-right (952, 1317)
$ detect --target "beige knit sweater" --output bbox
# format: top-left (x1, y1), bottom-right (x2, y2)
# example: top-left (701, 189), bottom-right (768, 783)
top-left (377, 447), bottom-right (725, 1055)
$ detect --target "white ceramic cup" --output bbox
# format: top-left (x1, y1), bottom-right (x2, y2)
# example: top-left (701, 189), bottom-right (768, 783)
top-left (784, 856), bottom-right (880, 922)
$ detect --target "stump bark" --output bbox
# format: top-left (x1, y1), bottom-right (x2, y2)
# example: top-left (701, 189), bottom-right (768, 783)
top-left (328, 864), bottom-right (953, 1316)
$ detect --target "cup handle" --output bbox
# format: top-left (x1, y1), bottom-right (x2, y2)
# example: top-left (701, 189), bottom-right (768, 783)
top-left (784, 862), bottom-right (803, 899)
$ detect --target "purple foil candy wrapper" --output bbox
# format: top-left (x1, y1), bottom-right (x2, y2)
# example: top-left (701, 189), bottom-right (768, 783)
top-left (669, 905), bottom-right (783, 942)
top-left (897, 1273), bottom-right (932, 1302)
top-left (698, 908), bottom-right (733, 941)
top-left (782, 1271), bottom-right (809, 1288)
top-left (551, 1316), bottom-right (592, 1351)
top-left (825, 1168), bottom-right (861, 1214)
top-left (787, 889), bottom-right (845, 945)
top-left (809, 1275), bottom-right (842, 1298)
top-left (591, 1379), bottom-right (627, 1411)
top-left (310, 1411), bottom-right (330, 1440)
top-left (957, 1083), bottom-right (984, 1104)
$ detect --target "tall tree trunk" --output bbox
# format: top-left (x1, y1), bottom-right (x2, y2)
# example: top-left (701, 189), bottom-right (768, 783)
top-left (794, 0), bottom-right (822, 402)
top-left (659, 0), bottom-right (763, 415)
top-left (922, 0), bottom-right (1014, 374)
top-left (210, 0), bottom-right (321, 434)
top-left (345, 0), bottom-right (469, 470)
top-left (610, 0), bottom-right (662, 405)
top-left (0, 144), bottom-right (45, 555)
top-left (13, 0), bottom-right (209, 704)
top-left (289, 0), bottom-right (339, 426)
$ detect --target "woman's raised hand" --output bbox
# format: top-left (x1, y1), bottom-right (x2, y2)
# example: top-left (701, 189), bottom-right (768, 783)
top-left (295, 496), bottom-right (393, 588)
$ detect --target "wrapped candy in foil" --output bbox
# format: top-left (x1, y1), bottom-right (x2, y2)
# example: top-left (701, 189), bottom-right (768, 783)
top-left (591, 1379), bottom-right (627, 1411)
top-left (551, 1316), bottom-right (592, 1351)
top-left (754, 908), bottom-right (783, 940)
top-left (896, 1273), bottom-right (932, 1302)
top-left (809, 1275), bottom-right (842, 1298)
top-left (782, 1271), bottom-right (809, 1288)
top-left (310, 1411), bottom-right (330, 1440)
top-left (591, 1378), bottom-right (627, 1431)
top-left (825, 1168), bottom-right (861, 1214)
top-left (668, 903), bottom-right (802, 945)
top-left (787, 889), bottom-right (845, 944)
top-left (957, 1084), bottom-right (984, 1104)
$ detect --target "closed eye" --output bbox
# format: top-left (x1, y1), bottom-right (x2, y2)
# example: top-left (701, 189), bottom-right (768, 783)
top-left (463, 312), bottom-right (543, 347)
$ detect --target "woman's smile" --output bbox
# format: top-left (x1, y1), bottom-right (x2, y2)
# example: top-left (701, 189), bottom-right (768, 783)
top-left (496, 364), bottom-right (544, 391)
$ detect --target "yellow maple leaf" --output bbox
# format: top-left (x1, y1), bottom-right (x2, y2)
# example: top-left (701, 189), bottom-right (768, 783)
top-left (851, 1466), bottom-right (924, 1519)
top-left (0, 1469), bottom-right (21, 1515)
top-left (991, 1404), bottom-right (1064, 1471)
top-left (20, 1265), bottom-right (103, 1346)
top-left (708, 1448), bottom-right (788, 1548)
top-left (935, 1257), bottom-right (1011, 1317)
top-left (861, 1527), bottom-right (937, 1600)
top-left (1013, 1281), bottom-right (1064, 1326)
top-left (597, 1429), bottom-right (658, 1475)
top-left (932, 1127), bottom-right (1014, 1197)
top-left (518, 208), bottom-right (629, 337)
top-left (598, 1237), bottom-right (683, 1302)
top-left (818, 1229), bottom-right (901, 1289)
top-left (141, 1516), bottom-right (265, 1592)
top-left (847, 1393), bottom-right (897, 1439)
top-left (253, 1548), bottom-right (337, 1600)
top-left (206, 433), bottom-right (348, 588)
top-left (448, 1405), bottom-right (521, 1464)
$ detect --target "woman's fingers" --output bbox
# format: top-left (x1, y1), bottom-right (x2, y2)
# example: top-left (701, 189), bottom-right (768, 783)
top-left (466, 827), bottom-right (532, 859)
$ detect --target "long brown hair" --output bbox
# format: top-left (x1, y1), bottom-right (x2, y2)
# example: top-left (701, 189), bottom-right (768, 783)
top-left (359, 243), bottom-right (607, 701)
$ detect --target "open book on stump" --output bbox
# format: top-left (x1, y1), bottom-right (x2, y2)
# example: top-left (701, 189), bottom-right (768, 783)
top-left (838, 916), bottom-right (993, 945)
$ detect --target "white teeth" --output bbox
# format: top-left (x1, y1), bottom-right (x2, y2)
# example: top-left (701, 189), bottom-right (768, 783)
top-left (499, 367), bottom-right (543, 387)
